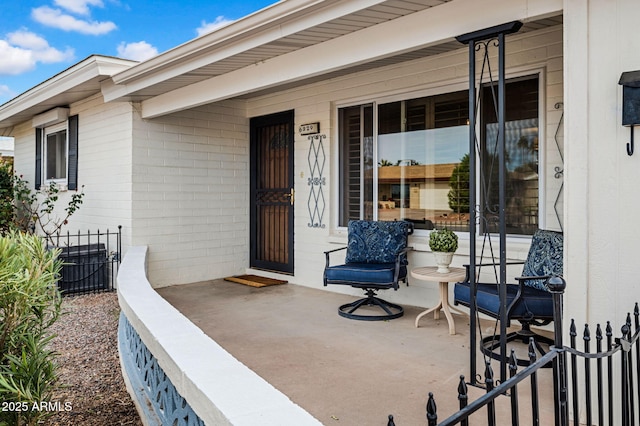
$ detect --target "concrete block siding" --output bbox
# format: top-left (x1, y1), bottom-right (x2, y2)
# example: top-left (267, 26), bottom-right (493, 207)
top-left (131, 100), bottom-right (250, 287)
top-left (246, 25), bottom-right (563, 307)
top-left (12, 23), bottom-right (563, 310)
top-left (12, 94), bottom-right (134, 245)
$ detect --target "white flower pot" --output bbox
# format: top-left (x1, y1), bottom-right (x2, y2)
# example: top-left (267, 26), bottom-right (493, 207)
top-left (433, 251), bottom-right (454, 273)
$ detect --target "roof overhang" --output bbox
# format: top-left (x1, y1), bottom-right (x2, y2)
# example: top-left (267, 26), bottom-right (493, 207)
top-left (0, 55), bottom-right (136, 134)
top-left (102, 0), bottom-right (562, 119)
top-left (0, 0), bottom-right (564, 131)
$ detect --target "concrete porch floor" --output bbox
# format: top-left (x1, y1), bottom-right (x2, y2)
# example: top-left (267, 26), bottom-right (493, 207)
top-left (157, 279), bottom-right (555, 425)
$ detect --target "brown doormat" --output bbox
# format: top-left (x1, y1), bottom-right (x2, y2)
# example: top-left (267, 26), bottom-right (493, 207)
top-left (224, 274), bottom-right (288, 288)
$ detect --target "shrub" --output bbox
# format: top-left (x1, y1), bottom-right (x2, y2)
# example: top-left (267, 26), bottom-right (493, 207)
top-left (0, 164), bottom-right (13, 234)
top-left (0, 232), bottom-right (62, 426)
top-left (8, 174), bottom-right (84, 246)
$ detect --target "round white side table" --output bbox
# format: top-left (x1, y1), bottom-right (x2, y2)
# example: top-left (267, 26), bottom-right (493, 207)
top-left (411, 266), bottom-right (468, 335)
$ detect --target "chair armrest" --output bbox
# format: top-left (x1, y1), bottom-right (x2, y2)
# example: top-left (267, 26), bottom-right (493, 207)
top-left (324, 246), bottom-right (347, 255)
top-left (324, 246), bottom-right (347, 268)
top-left (514, 274), bottom-right (554, 282)
top-left (393, 246), bottom-right (413, 266)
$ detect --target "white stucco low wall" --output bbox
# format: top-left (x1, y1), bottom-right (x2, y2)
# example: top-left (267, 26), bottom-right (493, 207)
top-left (116, 246), bottom-right (322, 425)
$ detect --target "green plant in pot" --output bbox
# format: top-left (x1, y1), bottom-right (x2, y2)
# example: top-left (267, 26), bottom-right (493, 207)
top-left (429, 227), bottom-right (458, 273)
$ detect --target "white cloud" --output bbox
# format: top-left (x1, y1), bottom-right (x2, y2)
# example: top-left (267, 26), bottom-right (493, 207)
top-left (196, 16), bottom-right (233, 36)
top-left (0, 85), bottom-right (15, 100)
top-left (32, 6), bottom-right (116, 35)
top-left (117, 41), bottom-right (158, 61)
top-left (54, 0), bottom-right (104, 16)
top-left (0, 30), bottom-right (74, 75)
top-left (0, 41), bottom-right (36, 75)
top-left (7, 30), bottom-right (49, 50)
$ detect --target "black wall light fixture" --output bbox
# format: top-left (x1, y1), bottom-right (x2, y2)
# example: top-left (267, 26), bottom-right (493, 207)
top-left (619, 70), bottom-right (640, 155)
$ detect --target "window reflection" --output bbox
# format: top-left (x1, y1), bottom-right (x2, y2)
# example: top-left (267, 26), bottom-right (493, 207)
top-left (377, 126), bottom-right (469, 230)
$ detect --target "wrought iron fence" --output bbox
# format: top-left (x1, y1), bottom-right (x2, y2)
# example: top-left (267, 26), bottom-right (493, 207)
top-left (48, 226), bottom-right (122, 296)
top-left (387, 278), bottom-right (640, 425)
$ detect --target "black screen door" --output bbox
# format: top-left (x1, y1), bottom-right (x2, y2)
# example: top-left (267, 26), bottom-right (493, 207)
top-left (250, 110), bottom-right (294, 274)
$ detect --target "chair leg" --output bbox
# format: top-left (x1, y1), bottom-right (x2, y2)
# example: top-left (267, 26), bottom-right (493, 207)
top-left (480, 323), bottom-right (554, 367)
top-left (338, 289), bottom-right (404, 321)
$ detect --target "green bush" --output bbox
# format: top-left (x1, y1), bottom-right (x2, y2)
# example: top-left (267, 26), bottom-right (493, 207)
top-left (0, 232), bottom-right (62, 426)
top-left (0, 164), bottom-right (13, 234)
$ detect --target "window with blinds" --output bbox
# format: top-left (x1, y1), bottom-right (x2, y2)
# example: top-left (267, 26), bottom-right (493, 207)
top-left (337, 75), bottom-right (540, 235)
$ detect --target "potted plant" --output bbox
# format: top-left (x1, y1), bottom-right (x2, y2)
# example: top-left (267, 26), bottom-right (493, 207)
top-left (429, 227), bottom-right (458, 273)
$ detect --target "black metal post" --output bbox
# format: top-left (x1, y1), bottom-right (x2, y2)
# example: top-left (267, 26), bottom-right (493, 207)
top-left (467, 36), bottom-right (478, 386)
top-left (426, 392), bottom-right (438, 426)
top-left (548, 275), bottom-right (568, 426)
top-left (456, 20), bottom-right (523, 385)
top-left (497, 31), bottom-right (508, 383)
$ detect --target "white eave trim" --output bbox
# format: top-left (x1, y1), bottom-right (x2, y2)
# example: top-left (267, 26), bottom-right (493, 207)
top-left (0, 56), bottom-right (136, 124)
top-left (140, 0), bottom-right (563, 119)
top-left (104, 0), bottom-right (388, 98)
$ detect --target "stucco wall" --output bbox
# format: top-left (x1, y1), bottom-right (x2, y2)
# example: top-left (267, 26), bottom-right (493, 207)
top-left (564, 0), bottom-right (640, 327)
top-left (12, 94), bottom-right (133, 247)
top-left (130, 100), bottom-right (249, 287)
top-left (244, 24), bottom-right (564, 307)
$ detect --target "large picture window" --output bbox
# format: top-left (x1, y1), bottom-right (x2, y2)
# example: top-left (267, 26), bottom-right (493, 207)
top-left (338, 75), bottom-right (540, 235)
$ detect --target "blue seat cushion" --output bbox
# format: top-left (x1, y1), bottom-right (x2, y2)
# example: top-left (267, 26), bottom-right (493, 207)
top-left (454, 281), bottom-right (553, 320)
top-left (325, 262), bottom-right (407, 288)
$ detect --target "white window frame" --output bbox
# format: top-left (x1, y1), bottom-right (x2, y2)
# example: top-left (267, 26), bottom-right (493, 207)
top-left (43, 121), bottom-right (68, 185)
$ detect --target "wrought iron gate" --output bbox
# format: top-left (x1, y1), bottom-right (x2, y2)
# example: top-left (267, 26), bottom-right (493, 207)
top-left (387, 278), bottom-right (640, 425)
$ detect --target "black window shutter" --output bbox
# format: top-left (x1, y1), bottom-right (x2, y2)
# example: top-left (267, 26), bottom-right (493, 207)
top-left (35, 128), bottom-right (42, 190)
top-left (67, 115), bottom-right (79, 190)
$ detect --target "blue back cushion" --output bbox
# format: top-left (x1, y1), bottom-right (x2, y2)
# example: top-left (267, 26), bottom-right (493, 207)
top-left (521, 229), bottom-right (563, 291)
top-left (345, 220), bottom-right (411, 264)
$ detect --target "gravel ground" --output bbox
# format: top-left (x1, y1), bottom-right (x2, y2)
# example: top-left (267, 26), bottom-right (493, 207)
top-left (46, 292), bottom-right (142, 426)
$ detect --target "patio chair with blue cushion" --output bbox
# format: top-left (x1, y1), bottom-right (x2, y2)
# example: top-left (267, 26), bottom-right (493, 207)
top-left (453, 229), bottom-right (563, 365)
top-left (323, 220), bottom-right (414, 321)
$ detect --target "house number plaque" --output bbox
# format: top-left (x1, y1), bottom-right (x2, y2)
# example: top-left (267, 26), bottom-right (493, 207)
top-left (299, 122), bottom-right (320, 135)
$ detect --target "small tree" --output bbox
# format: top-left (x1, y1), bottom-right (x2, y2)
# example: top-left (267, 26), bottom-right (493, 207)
top-left (447, 154), bottom-right (470, 214)
top-left (0, 164), bottom-right (13, 234)
top-left (11, 176), bottom-right (84, 246)
top-left (0, 232), bottom-right (63, 426)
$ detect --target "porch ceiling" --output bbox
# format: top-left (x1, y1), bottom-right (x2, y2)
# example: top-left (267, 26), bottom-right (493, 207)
top-left (106, 1), bottom-right (562, 106)
top-left (107, 0), bottom-right (455, 102)
top-left (244, 15), bottom-right (564, 99)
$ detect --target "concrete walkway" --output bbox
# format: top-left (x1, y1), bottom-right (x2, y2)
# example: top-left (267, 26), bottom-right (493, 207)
top-left (157, 279), bottom-right (555, 425)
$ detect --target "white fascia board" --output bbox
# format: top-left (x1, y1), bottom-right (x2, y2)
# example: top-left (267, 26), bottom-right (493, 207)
top-left (141, 0), bottom-right (562, 119)
top-left (0, 56), bottom-right (135, 124)
top-left (104, 0), bottom-right (388, 100)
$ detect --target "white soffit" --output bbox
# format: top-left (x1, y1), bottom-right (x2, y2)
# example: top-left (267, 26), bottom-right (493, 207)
top-left (139, 0), bottom-right (563, 118)
top-left (0, 56), bottom-right (136, 132)
top-left (103, 0), bottom-right (455, 102)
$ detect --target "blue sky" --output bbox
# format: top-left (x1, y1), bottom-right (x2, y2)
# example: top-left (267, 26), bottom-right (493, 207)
top-left (0, 0), bottom-right (277, 105)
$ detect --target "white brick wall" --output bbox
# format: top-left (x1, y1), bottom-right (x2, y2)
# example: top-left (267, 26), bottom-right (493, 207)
top-left (131, 100), bottom-right (249, 287)
top-left (11, 24), bottom-right (564, 306)
top-left (245, 25), bottom-right (564, 307)
top-left (12, 94), bottom-right (133, 248)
